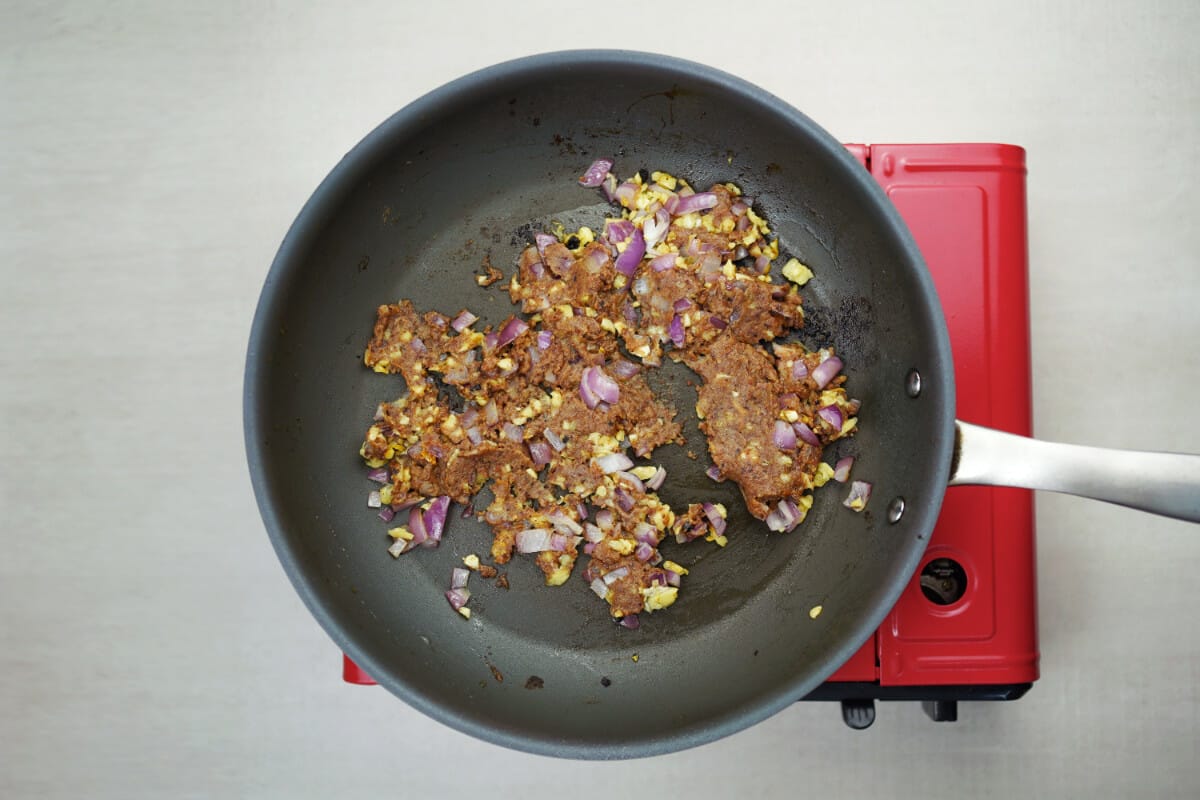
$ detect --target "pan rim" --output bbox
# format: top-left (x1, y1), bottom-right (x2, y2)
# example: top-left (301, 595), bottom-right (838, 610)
top-left (243, 48), bottom-right (956, 759)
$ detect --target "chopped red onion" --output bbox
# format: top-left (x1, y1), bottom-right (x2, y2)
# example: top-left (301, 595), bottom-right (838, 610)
top-left (664, 194), bottom-right (680, 215)
top-left (645, 466), bottom-right (667, 491)
top-left (674, 192), bottom-right (718, 214)
top-left (614, 487), bottom-right (635, 512)
top-left (697, 253), bottom-right (723, 282)
top-left (665, 570), bottom-right (681, 587)
top-left (451, 567), bottom-right (470, 590)
top-left (528, 261), bottom-right (546, 279)
top-left (621, 301), bottom-right (639, 325)
top-left (542, 428), bottom-right (565, 452)
top-left (580, 365), bottom-right (620, 409)
top-left (731, 201), bottom-right (749, 216)
top-left (614, 227), bottom-right (645, 276)
top-left (483, 400), bottom-right (499, 425)
top-left (844, 481), bottom-right (872, 511)
top-left (460, 406), bottom-right (478, 428)
top-left (450, 310), bottom-right (477, 332)
top-left (502, 422), bottom-right (524, 442)
top-left (619, 614), bottom-right (641, 629)
top-left (792, 360), bottom-right (809, 380)
top-left (609, 359), bottom-right (640, 378)
top-left (374, 404), bottom-right (385, 422)
top-left (668, 315), bottom-right (685, 347)
top-left (549, 533), bottom-right (568, 552)
top-left (817, 405), bottom-right (844, 431)
top-left (812, 356), bottom-right (844, 389)
top-left (408, 508), bottom-right (429, 546)
top-left (595, 509), bottom-right (614, 530)
top-left (388, 538), bottom-right (409, 557)
top-left (536, 330), bottom-right (552, 350)
top-left (465, 426), bottom-right (482, 445)
top-left (583, 541), bottom-right (597, 555)
top-left (708, 315), bottom-right (728, 330)
top-left (643, 209), bottom-right (669, 247)
top-left (793, 421), bottom-right (821, 446)
top-left (754, 254), bottom-right (771, 272)
top-left (632, 276), bottom-right (650, 295)
top-left (672, 298), bottom-right (693, 312)
top-left (534, 232), bottom-right (557, 257)
top-left (366, 466), bottom-right (389, 483)
top-left (378, 506), bottom-right (396, 523)
top-left (596, 171), bottom-right (618, 201)
top-left (583, 523), bottom-right (604, 543)
top-left (367, 490), bottom-right (382, 508)
top-left (515, 528), bottom-right (554, 553)
top-left (605, 219), bottom-right (634, 245)
top-left (548, 512), bottom-right (582, 536)
top-left (616, 470), bottom-right (644, 493)
top-left (410, 336), bottom-right (427, 355)
top-left (614, 182), bottom-right (637, 207)
top-left (633, 522), bottom-right (657, 545)
top-left (603, 567), bottom-right (629, 585)
top-left (773, 419), bottom-right (797, 450)
top-left (594, 452), bottom-right (634, 474)
top-left (833, 456), bottom-right (854, 483)
top-left (483, 331), bottom-right (499, 350)
top-left (496, 317), bottom-right (529, 348)
top-left (424, 496), bottom-right (450, 543)
top-left (650, 253), bottom-right (676, 272)
top-left (634, 542), bottom-right (655, 563)
top-left (528, 440), bottom-right (552, 467)
top-left (765, 498), bottom-right (802, 532)
top-left (705, 465), bottom-right (724, 482)
top-left (702, 502), bottom-right (727, 535)
top-left (590, 577), bottom-right (609, 598)
top-left (445, 588), bottom-right (471, 611)
top-left (579, 158), bottom-right (613, 188)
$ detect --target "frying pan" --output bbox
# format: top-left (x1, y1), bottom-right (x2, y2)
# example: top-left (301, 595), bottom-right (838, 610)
top-left (244, 50), bottom-right (1200, 759)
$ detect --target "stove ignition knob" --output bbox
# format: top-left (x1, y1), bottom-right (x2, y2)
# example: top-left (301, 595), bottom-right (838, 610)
top-left (919, 557), bottom-right (968, 605)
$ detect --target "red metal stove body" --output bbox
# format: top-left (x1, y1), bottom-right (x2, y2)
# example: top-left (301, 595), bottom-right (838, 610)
top-left (344, 143), bottom-right (1040, 726)
top-left (814, 144), bottom-right (1038, 723)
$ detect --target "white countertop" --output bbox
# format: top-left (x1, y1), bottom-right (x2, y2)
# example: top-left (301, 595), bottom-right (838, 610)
top-left (3, 2), bottom-right (1198, 797)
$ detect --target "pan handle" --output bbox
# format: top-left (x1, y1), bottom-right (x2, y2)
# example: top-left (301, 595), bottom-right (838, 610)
top-left (950, 421), bottom-right (1200, 523)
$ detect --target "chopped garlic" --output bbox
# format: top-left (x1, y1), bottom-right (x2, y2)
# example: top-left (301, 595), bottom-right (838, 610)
top-left (813, 462), bottom-right (836, 487)
top-left (642, 585), bottom-right (679, 611)
top-left (458, 607), bottom-right (472, 619)
top-left (782, 258), bottom-right (814, 286)
top-left (463, 554), bottom-right (481, 570)
top-left (809, 605), bottom-right (822, 619)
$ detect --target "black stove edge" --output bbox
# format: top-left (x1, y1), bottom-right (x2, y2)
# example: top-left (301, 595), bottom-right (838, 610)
top-left (799, 682), bottom-right (1033, 729)
top-left (802, 682), bottom-right (1032, 702)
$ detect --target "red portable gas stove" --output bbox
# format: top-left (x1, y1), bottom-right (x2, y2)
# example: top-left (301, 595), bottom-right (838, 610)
top-left (342, 143), bottom-right (1039, 730)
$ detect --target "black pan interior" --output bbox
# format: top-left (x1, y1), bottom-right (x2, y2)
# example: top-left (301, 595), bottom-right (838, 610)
top-left (244, 51), bottom-right (955, 758)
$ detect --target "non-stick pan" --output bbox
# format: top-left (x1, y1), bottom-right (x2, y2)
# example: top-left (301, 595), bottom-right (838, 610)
top-left (244, 51), bottom-right (1200, 759)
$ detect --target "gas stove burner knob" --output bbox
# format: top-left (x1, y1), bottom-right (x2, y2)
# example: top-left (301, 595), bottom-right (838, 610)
top-left (840, 699), bottom-right (876, 730)
top-left (919, 557), bottom-right (968, 605)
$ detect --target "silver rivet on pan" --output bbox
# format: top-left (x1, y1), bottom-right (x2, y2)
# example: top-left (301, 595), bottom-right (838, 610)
top-left (887, 497), bottom-right (906, 524)
top-left (905, 369), bottom-right (922, 398)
